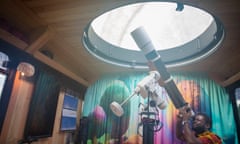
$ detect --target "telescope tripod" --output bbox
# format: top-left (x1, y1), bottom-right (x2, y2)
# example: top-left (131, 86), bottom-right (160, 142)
top-left (140, 90), bottom-right (163, 144)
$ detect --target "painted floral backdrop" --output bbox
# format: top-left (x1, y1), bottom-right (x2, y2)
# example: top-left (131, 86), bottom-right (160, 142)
top-left (82, 72), bottom-right (238, 144)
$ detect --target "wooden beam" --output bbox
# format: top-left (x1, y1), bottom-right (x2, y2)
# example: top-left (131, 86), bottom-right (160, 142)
top-left (33, 51), bottom-right (89, 87)
top-left (13, 0), bottom-right (46, 25)
top-left (0, 28), bottom-right (28, 50)
top-left (221, 72), bottom-right (240, 87)
top-left (25, 26), bottom-right (54, 54)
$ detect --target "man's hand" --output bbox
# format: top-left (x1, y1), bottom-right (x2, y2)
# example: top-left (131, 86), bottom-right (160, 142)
top-left (178, 105), bottom-right (193, 121)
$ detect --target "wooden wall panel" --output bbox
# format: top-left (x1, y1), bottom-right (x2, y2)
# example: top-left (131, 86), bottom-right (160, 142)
top-left (0, 72), bottom-right (34, 144)
top-left (0, 72), bottom-right (83, 144)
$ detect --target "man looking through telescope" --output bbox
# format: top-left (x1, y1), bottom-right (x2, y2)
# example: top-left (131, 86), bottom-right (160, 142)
top-left (130, 26), bottom-right (223, 144)
top-left (176, 106), bottom-right (222, 144)
top-left (148, 61), bottom-right (222, 144)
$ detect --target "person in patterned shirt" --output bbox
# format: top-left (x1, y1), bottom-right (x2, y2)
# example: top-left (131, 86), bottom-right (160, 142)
top-left (176, 106), bottom-right (222, 144)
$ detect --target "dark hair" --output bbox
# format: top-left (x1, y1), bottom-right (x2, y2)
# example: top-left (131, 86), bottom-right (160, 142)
top-left (196, 113), bottom-right (212, 129)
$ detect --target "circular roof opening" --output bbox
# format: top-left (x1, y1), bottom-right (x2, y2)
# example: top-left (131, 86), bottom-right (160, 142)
top-left (82, 1), bottom-right (224, 69)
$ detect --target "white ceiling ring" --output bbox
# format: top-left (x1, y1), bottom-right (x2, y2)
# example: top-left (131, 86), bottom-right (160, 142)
top-left (82, 1), bottom-right (225, 69)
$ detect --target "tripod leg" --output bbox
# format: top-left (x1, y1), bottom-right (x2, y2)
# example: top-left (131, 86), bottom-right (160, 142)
top-left (143, 121), bottom-right (154, 144)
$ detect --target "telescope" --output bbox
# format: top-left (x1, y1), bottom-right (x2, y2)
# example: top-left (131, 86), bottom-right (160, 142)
top-left (110, 71), bottom-right (167, 117)
top-left (131, 27), bottom-right (193, 113)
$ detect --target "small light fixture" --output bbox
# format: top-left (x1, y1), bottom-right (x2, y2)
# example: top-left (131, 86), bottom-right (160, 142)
top-left (176, 2), bottom-right (184, 11)
top-left (17, 62), bottom-right (35, 77)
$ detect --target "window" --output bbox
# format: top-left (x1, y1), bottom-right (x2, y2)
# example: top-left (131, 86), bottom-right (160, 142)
top-left (0, 51), bottom-right (9, 133)
top-left (60, 93), bottom-right (79, 131)
top-left (0, 72), bottom-right (7, 102)
top-left (82, 1), bottom-right (224, 69)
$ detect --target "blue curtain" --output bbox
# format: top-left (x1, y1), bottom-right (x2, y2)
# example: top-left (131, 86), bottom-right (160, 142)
top-left (82, 72), bottom-right (238, 144)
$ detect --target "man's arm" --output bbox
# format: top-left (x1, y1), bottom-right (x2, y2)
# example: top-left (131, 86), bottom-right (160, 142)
top-left (177, 106), bottom-right (202, 144)
top-left (176, 114), bottom-right (185, 141)
top-left (182, 120), bottom-right (202, 144)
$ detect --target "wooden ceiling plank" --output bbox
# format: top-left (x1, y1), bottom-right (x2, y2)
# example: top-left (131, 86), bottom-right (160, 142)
top-left (221, 72), bottom-right (240, 87)
top-left (0, 28), bottom-right (28, 50)
top-left (13, 0), bottom-right (46, 26)
top-left (25, 26), bottom-right (54, 54)
top-left (1, 0), bottom-right (239, 85)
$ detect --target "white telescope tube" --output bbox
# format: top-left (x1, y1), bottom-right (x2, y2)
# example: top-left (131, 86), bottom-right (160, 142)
top-left (131, 27), bottom-right (187, 109)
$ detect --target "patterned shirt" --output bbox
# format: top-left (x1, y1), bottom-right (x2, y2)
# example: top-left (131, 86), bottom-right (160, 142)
top-left (197, 131), bottom-right (222, 144)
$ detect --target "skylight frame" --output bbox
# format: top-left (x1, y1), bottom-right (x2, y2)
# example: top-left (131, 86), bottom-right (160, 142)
top-left (82, 1), bottom-right (225, 69)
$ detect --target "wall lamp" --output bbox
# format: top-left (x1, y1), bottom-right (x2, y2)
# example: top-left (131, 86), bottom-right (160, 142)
top-left (17, 62), bottom-right (35, 77)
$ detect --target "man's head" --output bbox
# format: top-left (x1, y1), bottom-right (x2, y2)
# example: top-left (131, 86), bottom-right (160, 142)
top-left (192, 113), bottom-right (212, 134)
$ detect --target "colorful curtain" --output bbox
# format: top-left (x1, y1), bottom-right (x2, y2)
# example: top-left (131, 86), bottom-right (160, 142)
top-left (82, 72), bottom-right (238, 144)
